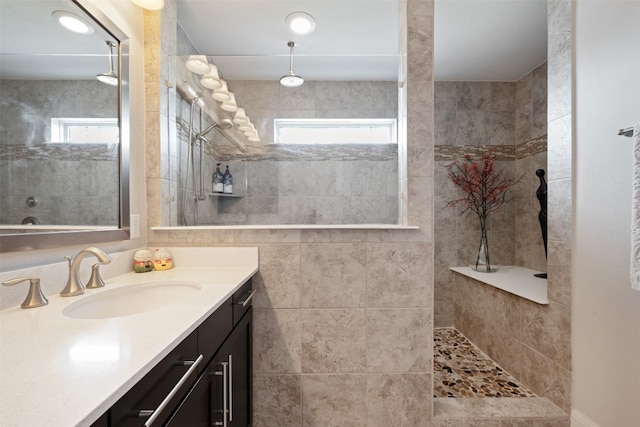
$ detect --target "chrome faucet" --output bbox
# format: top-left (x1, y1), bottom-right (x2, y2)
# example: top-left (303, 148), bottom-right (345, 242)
top-left (60, 247), bottom-right (112, 297)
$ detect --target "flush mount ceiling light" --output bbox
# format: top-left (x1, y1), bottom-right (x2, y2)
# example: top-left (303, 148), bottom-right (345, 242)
top-left (51, 10), bottom-right (94, 35)
top-left (285, 11), bottom-right (316, 36)
top-left (96, 41), bottom-right (118, 86)
top-left (280, 41), bottom-right (304, 88)
top-left (185, 55), bottom-right (210, 74)
top-left (131, 0), bottom-right (164, 10)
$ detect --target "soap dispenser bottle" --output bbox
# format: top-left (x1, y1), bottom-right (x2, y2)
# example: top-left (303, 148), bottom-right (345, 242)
top-left (223, 165), bottom-right (233, 194)
top-left (212, 163), bottom-right (224, 193)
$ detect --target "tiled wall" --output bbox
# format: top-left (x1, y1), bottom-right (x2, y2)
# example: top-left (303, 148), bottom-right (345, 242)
top-left (433, 65), bottom-right (548, 328)
top-left (167, 75), bottom-right (399, 226)
top-left (147, 0), bottom-right (434, 425)
top-left (0, 80), bottom-right (119, 225)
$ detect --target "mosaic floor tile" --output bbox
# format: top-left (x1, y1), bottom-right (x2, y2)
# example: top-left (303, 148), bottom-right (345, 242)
top-left (434, 327), bottom-right (537, 398)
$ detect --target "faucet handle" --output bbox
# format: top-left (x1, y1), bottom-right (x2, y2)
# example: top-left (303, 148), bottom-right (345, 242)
top-left (85, 263), bottom-right (106, 289)
top-left (2, 276), bottom-right (49, 309)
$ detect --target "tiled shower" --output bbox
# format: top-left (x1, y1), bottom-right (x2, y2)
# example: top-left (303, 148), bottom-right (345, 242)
top-left (0, 80), bottom-right (119, 226)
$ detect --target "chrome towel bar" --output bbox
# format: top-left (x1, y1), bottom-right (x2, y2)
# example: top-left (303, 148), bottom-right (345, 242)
top-left (618, 127), bottom-right (634, 137)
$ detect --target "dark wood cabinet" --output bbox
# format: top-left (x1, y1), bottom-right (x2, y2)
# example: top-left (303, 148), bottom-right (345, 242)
top-left (94, 279), bottom-right (253, 427)
top-left (210, 309), bottom-right (252, 427)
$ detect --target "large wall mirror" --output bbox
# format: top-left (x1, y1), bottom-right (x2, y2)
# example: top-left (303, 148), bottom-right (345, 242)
top-left (167, 0), bottom-right (403, 226)
top-left (0, 0), bottom-right (130, 252)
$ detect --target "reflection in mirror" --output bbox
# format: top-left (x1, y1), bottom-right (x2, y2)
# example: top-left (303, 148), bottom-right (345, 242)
top-left (0, 0), bottom-right (130, 251)
top-left (167, 0), bottom-right (402, 226)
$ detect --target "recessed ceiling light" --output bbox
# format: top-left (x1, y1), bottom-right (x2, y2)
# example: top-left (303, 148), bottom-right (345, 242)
top-left (51, 10), bottom-right (95, 35)
top-left (285, 12), bottom-right (316, 36)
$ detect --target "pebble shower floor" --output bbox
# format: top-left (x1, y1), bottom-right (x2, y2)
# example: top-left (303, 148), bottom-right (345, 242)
top-left (434, 328), bottom-right (537, 398)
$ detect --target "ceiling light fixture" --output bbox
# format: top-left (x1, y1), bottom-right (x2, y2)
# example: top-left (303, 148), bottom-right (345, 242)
top-left (211, 80), bottom-right (232, 102)
top-left (185, 55), bottom-right (210, 74)
top-left (51, 10), bottom-right (94, 35)
top-left (280, 41), bottom-right (304, 88)
top-left (130, 0), bottom-right (165, 10)
top-left (96, 41), bottom-right (118, 86)
top-left (233, 108), bottom-right (250, 125)
top-left (200, 64), bottom-right (222, 90)
top-left (220, 93), bottom-right (238, 112)
top-left (285, 11), bottom-right (316, 36)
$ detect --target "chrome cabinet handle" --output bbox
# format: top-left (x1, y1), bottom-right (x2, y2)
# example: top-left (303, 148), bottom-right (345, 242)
top-left (228, 355), bottom-right (233, 422)
top-left (139, 354), bottom-right (204, 426)
top-left (214, 361), bottom-right (229, 427)
top-left (237, 288), bottom-right (256, 307)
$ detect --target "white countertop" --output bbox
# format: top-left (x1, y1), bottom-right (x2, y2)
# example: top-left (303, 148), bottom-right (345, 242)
top-left (0, 247), bottom-right (259, 427)
top-left (450, 265), bottom-right (548, 305)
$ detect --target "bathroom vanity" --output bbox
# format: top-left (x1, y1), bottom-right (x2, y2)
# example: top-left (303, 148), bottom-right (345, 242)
top-left (0, 247), bottom-right (258, 427)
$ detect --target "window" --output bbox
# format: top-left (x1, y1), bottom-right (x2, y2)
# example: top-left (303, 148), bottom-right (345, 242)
top-left (274, 118), bottom-right (397, 145)
top-left (51, 117), bottom-right (118, 144)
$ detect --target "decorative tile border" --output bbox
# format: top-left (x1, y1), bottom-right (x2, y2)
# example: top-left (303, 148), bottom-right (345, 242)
top-left (0, 143), bottom-right (118, 162)
top-left (434, 135), bottom-right (547, 162)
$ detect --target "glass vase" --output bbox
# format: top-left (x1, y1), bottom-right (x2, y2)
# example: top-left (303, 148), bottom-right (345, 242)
top-left (471, 215), bottom-right (500, 272)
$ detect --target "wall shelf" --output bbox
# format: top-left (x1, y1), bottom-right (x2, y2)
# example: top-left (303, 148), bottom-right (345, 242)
top-left (450, 265), bottom-right (548, 305)
top-left (208, 193), bottom-right (243, 198)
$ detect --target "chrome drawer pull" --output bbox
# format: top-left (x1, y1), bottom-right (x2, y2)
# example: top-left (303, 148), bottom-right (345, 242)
top-left (139, 354), bottom-right (204, 426)
top-left (228, 354), bottom-right (233, 422)
top-left (214, 361), bottom-right (229, 427)
top-left (237, 288), bottom-right (257, 307)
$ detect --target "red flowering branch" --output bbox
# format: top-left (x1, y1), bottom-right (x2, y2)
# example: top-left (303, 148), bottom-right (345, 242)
top-left (445, 150), bottom-right (521, 219)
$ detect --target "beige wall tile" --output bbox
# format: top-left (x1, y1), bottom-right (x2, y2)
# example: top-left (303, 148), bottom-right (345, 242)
top-left (253, 308), bottom-right (302, 374)
top-left (301, 374), bottom-right (367, 426)
top-left (521, 301), bottom-right (571, 370)
top-left (367, 243), bottom-right (432, 308)
top-left (301, 309), bottom-right (366, 373)
top-left (253, 244), bottom-right (301, 309)
top-left (253, 374), bottom-right (301, 427)
top-left (520, 346), bottom-right (571, 413)
top-left (301, 243), bottom-right (367, 308)
top-left (367, 373), bottom-right (432, 426)
top-left (366, 308), bottom-right (433, 372)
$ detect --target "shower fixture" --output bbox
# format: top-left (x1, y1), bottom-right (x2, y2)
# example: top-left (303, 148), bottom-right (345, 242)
top-left (177, 81), bottom-right (204, 107)
top-left (96, 41), bottom-right (118, 86)
top-left (280, 41), bottom-right (304, 88)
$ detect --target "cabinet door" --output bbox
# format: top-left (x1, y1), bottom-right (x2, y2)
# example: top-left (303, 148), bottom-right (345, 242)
top-left (164, 370), bottom-right (210, 427)
top-left (210, 308), bottom-right (252, 427)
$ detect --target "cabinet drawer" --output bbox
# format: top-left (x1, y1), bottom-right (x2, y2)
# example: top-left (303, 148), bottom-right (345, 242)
top-left (232, 279), bottom-right (254, 326)
top-left (110, 331), bottom-right (198, 427)
top-left (198, 296), bottom-right (233, 366)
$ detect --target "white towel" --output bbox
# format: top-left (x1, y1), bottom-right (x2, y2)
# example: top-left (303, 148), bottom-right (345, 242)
top-left (632, 123), bottom-right (640, 290)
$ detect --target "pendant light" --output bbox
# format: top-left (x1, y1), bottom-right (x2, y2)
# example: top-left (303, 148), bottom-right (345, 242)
top-left (96, 41), bottom-right (118, 86)
top-left (280, 41), bottom-right (304, 88)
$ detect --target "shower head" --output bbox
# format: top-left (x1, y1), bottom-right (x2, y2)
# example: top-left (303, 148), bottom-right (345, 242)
top-left (177, 81), bottom-right (204, 107)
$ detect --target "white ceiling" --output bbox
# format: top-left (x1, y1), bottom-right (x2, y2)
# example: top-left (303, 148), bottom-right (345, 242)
top-left (0, 0), bottom-right (547, 82)
top-left (178, 0), bottom-right (548, 82)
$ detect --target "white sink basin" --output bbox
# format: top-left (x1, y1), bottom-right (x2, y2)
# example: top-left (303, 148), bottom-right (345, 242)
top-left (63, 281), bottom-right (201, 319)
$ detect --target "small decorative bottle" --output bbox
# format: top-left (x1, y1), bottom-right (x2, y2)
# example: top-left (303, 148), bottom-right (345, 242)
top-left (212, 163), bottom-right (224, 193)
top-left (223, 165), bottom-right (233, 194)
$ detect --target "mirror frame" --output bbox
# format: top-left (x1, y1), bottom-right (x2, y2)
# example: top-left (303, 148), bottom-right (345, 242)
top-left (0, 0), bottom-right (130, 252)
